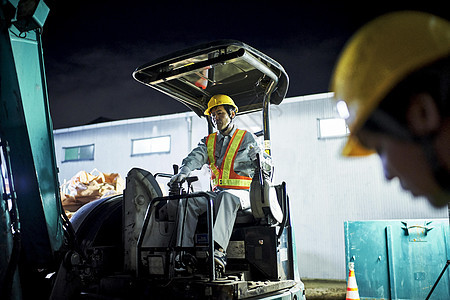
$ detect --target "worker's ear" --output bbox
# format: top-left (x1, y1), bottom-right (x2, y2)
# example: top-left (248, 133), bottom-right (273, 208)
top-left (229, 110), bottom-right (236, 119)
top-left (406, 93), bottom-right (441, 136)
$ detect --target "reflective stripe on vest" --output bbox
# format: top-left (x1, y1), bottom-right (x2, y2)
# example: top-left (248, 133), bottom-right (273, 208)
top-left (206, 129), bottom-right (252, 190)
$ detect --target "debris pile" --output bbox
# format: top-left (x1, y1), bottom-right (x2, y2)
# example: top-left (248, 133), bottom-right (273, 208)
top-left (61, 169), bottom-right (124, 217)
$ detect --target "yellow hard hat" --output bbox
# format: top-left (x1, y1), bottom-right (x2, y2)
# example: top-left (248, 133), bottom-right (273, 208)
top-left (331, 11), bottom-right (450, 156)
top-left (204, 94), bottom-right (239, 115)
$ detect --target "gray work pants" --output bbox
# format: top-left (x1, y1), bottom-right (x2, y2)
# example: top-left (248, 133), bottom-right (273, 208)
top-left (176, 189), bottom-right (250, 250)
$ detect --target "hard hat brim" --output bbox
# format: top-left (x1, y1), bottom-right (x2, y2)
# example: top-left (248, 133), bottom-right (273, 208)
top-left (342, 135), bottom-right (376, 157)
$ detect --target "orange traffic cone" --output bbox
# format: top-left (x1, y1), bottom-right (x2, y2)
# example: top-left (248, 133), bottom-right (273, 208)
top-left (346, 262), bottom-right (360, 300)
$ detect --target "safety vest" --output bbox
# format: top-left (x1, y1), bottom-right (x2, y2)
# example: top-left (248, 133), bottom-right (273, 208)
top-left (206, 129), bottom-right (253, 190)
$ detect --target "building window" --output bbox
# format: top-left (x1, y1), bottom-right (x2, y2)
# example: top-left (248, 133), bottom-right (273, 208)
top-left (317, 118), bottom-right (349, 139)
top-left (63, 144), bottom-right (95, 162)
top-left (131, 135), bottom-right (171, 156)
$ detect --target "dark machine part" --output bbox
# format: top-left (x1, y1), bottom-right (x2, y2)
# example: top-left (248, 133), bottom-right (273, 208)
top-left (58, 169), bottom-right (302, 299)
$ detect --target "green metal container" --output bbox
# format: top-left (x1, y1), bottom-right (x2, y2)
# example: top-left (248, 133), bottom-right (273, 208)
top-left (344, 219), bottom-right (449, 299)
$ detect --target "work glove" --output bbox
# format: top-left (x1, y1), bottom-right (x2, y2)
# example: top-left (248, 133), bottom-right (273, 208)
top-left (249, 145), bottom-right (273, 177)
top-left (169, 172), bottom-right (188, 187)
top-left (248, 145), bottom-right (262, 161)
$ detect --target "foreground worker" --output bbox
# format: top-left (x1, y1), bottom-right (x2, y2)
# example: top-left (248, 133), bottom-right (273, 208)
top-left (331, 11), bottom-right (450, 207)
top-left (169, 94), bottom-right (267, 273)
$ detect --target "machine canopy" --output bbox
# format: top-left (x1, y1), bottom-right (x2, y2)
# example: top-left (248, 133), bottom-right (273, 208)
top-left (133, 40), bottom-right (289, 117)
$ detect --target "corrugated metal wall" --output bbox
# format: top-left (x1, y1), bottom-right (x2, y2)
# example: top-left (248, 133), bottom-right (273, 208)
top-left (53, 94), bottom-right (448, 280)
top-left (54, 113), bottom-right (208, 186)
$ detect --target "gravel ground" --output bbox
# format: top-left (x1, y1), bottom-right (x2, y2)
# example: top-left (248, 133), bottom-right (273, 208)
top-left (302, 278), bottom-right (347, 300)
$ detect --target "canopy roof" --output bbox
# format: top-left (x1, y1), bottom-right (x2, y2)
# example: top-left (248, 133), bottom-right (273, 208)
top-left (133, 40), bottom-right (289, 117)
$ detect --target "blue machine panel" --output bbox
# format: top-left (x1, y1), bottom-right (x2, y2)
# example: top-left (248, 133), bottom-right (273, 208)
top-left (344, 219), bottom-right (449, 300)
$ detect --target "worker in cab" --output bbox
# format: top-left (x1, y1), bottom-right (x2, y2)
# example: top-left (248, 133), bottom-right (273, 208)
top-left (169, 94), bottom-right (270, 273)
top-left (331, 11), bottom-right (450, 208)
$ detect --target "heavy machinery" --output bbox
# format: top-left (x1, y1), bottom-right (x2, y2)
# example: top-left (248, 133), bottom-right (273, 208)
top-left (1, 1), bottom-right (305, 299)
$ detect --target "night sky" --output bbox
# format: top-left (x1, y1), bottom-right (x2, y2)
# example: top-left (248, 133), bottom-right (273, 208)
top-left (40, 1), bottom-right (447, 129)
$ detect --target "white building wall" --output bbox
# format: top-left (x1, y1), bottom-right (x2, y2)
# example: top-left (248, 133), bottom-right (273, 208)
top-left (53, 93), bottom-right (447, 280)
top-left (54, 112), bottom-right (208, 187)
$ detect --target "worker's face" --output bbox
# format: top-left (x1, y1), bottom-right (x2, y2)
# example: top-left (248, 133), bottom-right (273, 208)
top-left (356, 129), bottom-right (448, 207)
top-left (210, 106), bottom-right (234, 131)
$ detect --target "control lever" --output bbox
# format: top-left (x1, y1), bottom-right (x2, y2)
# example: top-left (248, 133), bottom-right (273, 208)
top-left (185, 176), bottom-right (198, 193)
top-left (186, 176), bottom-right (198, 185)
top-left (169, 164), bottom-right (182, 195)
top-left (169, 165), bottom-right (198, 194)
